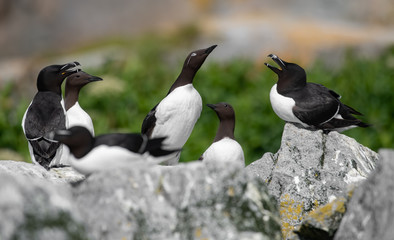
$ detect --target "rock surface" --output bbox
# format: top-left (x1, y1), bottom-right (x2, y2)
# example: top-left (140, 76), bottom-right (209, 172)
top-left (245, 123), bottom-right (379, 239)
top-left (73, 161), bottom-right (282, 240)
top-left (0, 173), bottom-right (87, 240)
top-left (0, 160), bottom-right (282, 240)
top-left (0, 160), bottom-right (84, 183)
top-left (333, 149), bottom-right (394, 240)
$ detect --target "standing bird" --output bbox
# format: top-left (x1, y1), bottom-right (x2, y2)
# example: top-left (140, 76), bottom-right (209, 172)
top-left (22, 62), bottom-right (81, 169)
top-left (200, 103), bottom-right (245, 166)
top-left (65, 71), bottom-right (102, 135)
top-left (52, 126), bottom-right (178, 176)
top-left (265, 54), bottom-right (369, 132)
top-left (141, 45), bottom-right (217, 165)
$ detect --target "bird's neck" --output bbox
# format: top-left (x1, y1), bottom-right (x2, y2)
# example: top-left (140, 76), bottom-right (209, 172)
top-left (214, 119), bottom-right (235, 142)
top-left (64, 85), bottom-right (80, 111)
top-left (71, 140), bottom-right (94, 159)
top-left (277, 79), bottom-right (306, 95)
top-left (168, 67), bottom-right (196, 94)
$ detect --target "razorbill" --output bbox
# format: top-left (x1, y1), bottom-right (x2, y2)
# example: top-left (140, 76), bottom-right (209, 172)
top-left (200, 103), bottom-right (245, 166)
top-left (52, 126), bottom-right (178, 175)
top-left (264, 54), bottom-right (370, 132)
top-left (22, 62), bottom-right (81, 169)
top-left (65, 71), bottom-right (102, 135)
top-left (141, 45), bottom-right (217, 165)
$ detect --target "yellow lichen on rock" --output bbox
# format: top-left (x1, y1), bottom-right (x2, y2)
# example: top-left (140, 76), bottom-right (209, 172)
top-left (279, 194), bottom-right (304, 237)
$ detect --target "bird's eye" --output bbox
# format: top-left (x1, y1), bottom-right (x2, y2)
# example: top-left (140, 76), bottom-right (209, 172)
top-left (191, 53), bottom-right (197, 57)
top-left (76, 75), bottom-right (80, 78)
top-left (224, 104), bottom-right (228, 107)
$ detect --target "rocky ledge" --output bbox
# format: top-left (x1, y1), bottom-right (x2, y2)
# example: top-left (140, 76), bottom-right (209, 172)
top-left (1, 123), bottom-right (392, 240)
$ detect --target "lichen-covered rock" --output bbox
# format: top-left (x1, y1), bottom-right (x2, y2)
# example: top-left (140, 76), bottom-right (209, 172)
top-left (73, 161), bottom-right (282, 240)
top-left (245, 123), bottom-right (379, 239)
top-left (333, 149), bottom-right (394, 240)
top-left (293, 197), bottom-right (348, 240)
top-left (0, 173), bottom-right (87, 240)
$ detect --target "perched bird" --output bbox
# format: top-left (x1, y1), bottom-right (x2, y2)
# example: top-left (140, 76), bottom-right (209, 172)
top-left (200, 103), bottom-right (245, 166)
top-left (65, 71), bottom-right (102, 135)
top-left (265, 54), bottom-right (369, 132)
top-left (52, 126), bottom-right (178, 175)
top-left (22, 62), bottom-right (81, 169)
top-left (141, 45), bottom-right (217, 165)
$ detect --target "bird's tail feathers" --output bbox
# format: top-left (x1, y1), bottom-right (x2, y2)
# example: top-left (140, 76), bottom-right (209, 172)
top-left (29, 138), bottom-right (60, 169)
top-left (343, 104), bottom-right (363, 116)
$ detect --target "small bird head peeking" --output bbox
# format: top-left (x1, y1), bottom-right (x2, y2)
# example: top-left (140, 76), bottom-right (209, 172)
top-left (264, 54), bottom-right (307, 92)
top-left (66, 71), bottom-right (103, 88)
top-left (184, 45), bottom-right (217, 71)
top-left (52, 126), bottom-right (93, 159)
top-left (37, 62), bottom-right (81, 94)
top-left (207, 102), bottom-right (235, 123)
top-left (207, 102), bottom-right (236, 141)
top-left (64, 71), bottom-right (103, 111)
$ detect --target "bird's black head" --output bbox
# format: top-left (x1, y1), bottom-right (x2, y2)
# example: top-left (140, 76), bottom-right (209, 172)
top-left (183, 45), bottom-right (217, 72)
top-left (37, 62), bottom-right (81, 94)
top-left (66, 71), bottom-right (103, 89)
top-left (51, 126), bottom-right (93, 159)
top-left (264, 54), bottom-right (307, 92)
top-left (207, 102), bottom-right (235, 122)
top-left (207, 102), bottom-right (236, 141)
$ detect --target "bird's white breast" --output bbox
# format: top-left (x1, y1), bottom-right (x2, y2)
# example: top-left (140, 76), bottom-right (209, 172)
top-left (152, 84), bottom-right (202, 149)
top-left (66, 102), bottom-right (95, 136)
top-left (269, 84), bottom-right (304, 125)
top-left (69, 145), bottom-right (148, 175)
top-left (202, 138), bottom-right (245, 166)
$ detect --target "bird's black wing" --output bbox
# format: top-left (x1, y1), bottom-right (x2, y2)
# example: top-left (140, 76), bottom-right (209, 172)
top-left (290, 83), bottom-right (340, 126)
top-left (24, 92), bottom-right (66, 168)
top-left (95, 133), bottom-right (143, 153)
top-left (24, 92), bottom-right (66, 139)
top-left (95, 133), bottom-right (176, 156)
top-left (141, 103), bottom-right (158, 137)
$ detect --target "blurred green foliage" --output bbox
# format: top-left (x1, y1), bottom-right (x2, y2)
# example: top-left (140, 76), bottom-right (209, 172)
top-left (1, 33), bottom-right (393, 165)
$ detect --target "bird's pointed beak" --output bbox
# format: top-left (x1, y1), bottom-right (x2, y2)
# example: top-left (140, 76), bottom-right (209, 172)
top-left (204, 45), bottom-right (217, 54)
top-left (207, 103), bottom-right (217, 110)
top-left (88, 75), bottom-right (103, 82)
top-left (265, 54), bottom-right (286, 75)
top-left (61, 61), bottom-right (82, 75)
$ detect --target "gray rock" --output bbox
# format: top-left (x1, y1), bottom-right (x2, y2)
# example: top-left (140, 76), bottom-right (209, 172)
top-left (0, 173), bottom-right (87, 240)
top-left (293, 196), bottom-right (348, 240)
top-left (73, 161), bottom-right (282, 240)
top-left (333, 149), bottom-right (394, 240)
top-left (245, 123), bottom-right (379, 239)
top-left (0, 160), bottom-right (85, 183)
top-left (49, 167), bottom-right (85, 183)
top-left (0, 160), bottom-right (62, 182)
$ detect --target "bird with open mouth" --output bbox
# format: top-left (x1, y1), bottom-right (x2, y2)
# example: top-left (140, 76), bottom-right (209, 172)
top-left (265, 54), bottom-right (369, 132)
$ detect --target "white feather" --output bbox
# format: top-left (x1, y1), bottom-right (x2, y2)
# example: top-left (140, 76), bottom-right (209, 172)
top-left (68, 145), bottom-right (163, 175)
top-left (270, 84), bottom-right (307, 127)
top-left (202, 138), bottom-right (245, 166)
top-left (152, 84), bottom-right (202, 151)
top-left (66, 102), bottom-right (95, 136)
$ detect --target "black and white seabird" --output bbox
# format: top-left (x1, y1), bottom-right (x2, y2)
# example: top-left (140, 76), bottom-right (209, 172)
top-left (52, 126), bottom-right (178, 175)
top-left (65, 71), bottom-right (102, 135)
top-left (264, 54), bottom-right (370, 132)
top-left (22, 62), bottom-right (81, 169)
top-left (141, 45), bottom-right (217, 165)
top-left (200, 103), bottom-right (245, 166)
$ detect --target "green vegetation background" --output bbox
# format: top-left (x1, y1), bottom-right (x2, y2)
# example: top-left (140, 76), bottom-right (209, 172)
top-left (1, 31), bottom-right (393, 165)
